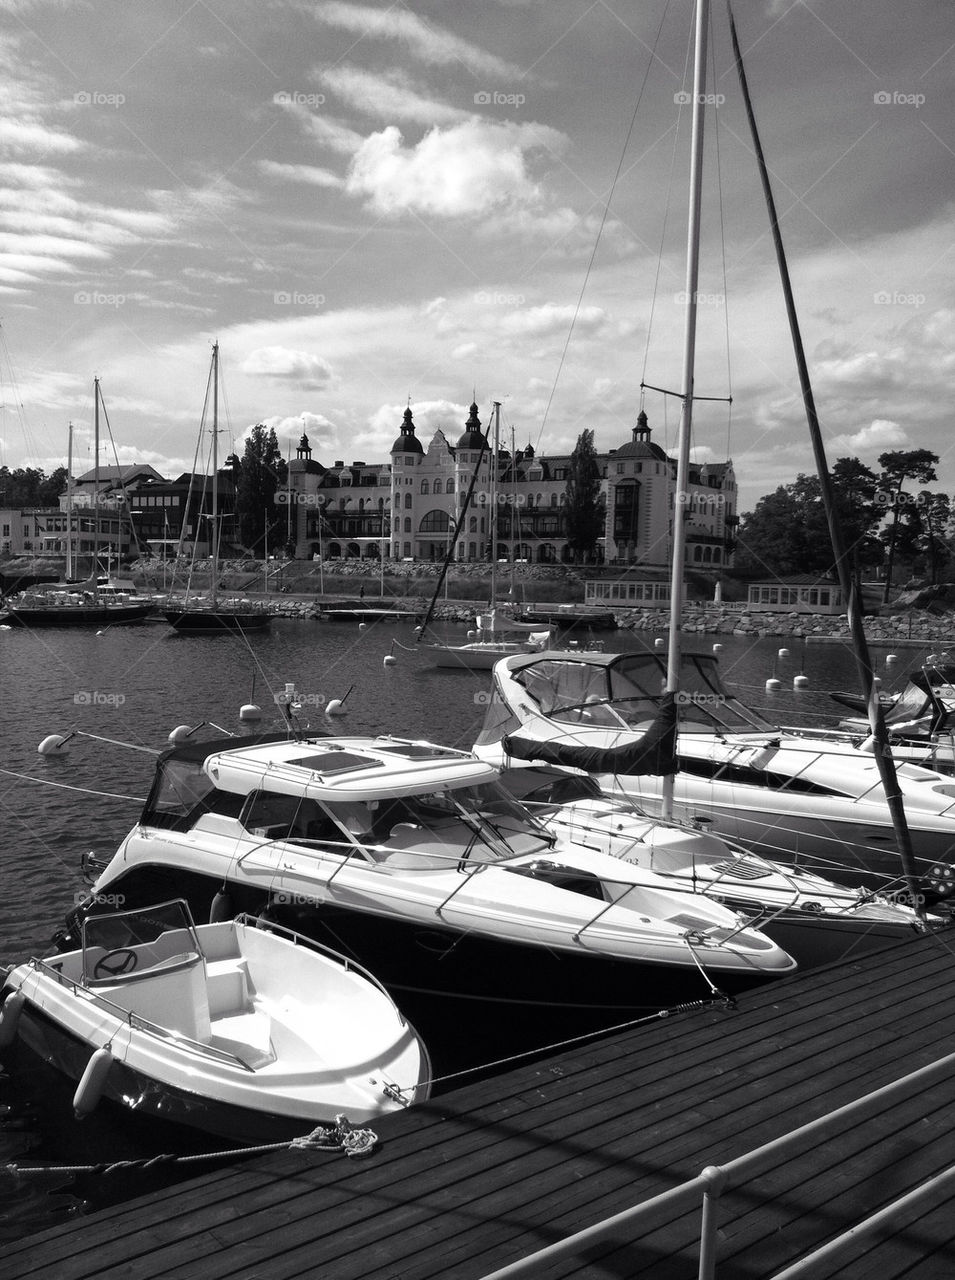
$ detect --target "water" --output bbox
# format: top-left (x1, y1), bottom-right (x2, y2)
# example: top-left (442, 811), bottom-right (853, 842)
top-left (0, 613), bottom-right (931, 1239)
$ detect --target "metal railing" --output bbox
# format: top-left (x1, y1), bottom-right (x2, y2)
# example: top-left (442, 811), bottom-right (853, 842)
top-left (480, 1048), bottom-right (955, 1280)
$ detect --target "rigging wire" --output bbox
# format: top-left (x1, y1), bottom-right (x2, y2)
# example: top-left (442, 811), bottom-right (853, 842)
top-left (534, 0), bottom-right (674, 454)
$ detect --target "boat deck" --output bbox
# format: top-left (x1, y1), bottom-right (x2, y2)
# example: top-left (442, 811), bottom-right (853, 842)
top-left (8, 928), bottom-right (955, 1278)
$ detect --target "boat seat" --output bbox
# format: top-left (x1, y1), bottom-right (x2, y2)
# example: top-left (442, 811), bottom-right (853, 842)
top-left (209, 1010), bottom-right (275, 1069)
top-left (205, 957), bottom-right (252, 1018)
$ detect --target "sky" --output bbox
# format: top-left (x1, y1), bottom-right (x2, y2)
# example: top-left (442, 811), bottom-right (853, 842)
top-left (0, 0), bottom-right (951, 514)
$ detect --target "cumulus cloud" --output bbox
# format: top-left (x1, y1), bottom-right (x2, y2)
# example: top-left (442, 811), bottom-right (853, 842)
top-left (828, 419), bottom-right (909, 454)
top-left (242, 347), bottom-right (334, 389)
top-left (344, 119), bottom-right (564, 220)
top-left (499, 303), bottom-right (608, 338)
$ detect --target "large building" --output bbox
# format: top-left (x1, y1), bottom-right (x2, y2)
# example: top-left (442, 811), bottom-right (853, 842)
top-left (286, 404), bottom-right (737, 570)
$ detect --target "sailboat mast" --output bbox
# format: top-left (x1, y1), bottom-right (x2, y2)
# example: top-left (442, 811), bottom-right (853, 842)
top-left (211, 342), bottom-right (219, 608)
top-left (92, 379), bottom-right (100, 585)
top-left (66, 422), bottom-right (73, 580)
top-left (663, 0), bottom-right (709, 820)
top-left (490, 401), bottom-right (500, 618)
top-left (726, 0), bottom-right (923, 912)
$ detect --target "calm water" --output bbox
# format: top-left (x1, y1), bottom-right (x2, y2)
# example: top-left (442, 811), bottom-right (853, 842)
top-left (0, 612), bottom-right (931, 1238)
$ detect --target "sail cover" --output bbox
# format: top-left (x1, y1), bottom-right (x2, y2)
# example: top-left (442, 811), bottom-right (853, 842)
top-left (503, 692), bottom-right (678, 776)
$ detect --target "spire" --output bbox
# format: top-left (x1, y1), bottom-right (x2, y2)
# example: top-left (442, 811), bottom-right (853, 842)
top-left (390, 405), bottom-right (423, 455)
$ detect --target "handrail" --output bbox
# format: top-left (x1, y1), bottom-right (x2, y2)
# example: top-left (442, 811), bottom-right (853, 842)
top-left (479, 1047), bottom-right (955, 1279)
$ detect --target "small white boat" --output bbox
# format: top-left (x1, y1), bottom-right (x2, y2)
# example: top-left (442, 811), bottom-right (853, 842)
top-left (0, 900), bottom-right (430, 1143)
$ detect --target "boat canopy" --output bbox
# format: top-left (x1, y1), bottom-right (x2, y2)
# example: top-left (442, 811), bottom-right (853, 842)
top-left (503, 693), bottom-right (678, 777)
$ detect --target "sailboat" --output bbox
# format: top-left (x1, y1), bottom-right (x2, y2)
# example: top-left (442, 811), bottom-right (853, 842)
top-left (475, 1), bottom-right (943, 910)
top-left (425, 402), bottom-right (550, 669)
top-left (2, 391), bottom-right (156, 628)
top-left (163, 343), bottom-right (271, 635)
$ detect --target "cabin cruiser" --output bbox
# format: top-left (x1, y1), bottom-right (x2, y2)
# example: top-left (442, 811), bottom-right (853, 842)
top-left (59, 732), bottom-right (797, 1024)
top-left (474, 649), bottom-right (955, 896)
top-left (499, 766), bottom-right (931, 969)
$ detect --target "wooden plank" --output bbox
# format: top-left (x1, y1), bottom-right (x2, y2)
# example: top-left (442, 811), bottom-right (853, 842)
top-left (8, 932), bottom-right (955, 1280)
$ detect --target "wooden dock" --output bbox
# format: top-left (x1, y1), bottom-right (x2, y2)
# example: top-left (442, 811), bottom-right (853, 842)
top-left (8, 929), bottom-right (955, 1279)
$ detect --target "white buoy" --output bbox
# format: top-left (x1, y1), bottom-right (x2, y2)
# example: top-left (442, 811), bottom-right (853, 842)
top-left (793, 673), bottom-right (810, 688)
top-left (886, 654), bottom-right (897, 665)
top-left (766, 675), bottom-right (782, 690)
top-left (168, 724), bottom-right (193, 743)
top-left (778, 648), bottom-right (790, 658)
top-left (873, 676), bottom-right (882, 688)
top-left (325, 699), bottom-right (346, 716)
top-left (383, 640), bottom-right (397, 666)
top-left (467, 629), bottom-right (476, 639)
top-left (414, 624), bottom-right (422, 634)
top-left (73, 1046), bottom-right (114, 1119)
top-left (0, 990), bottom-right (25, 1047)
top-left (712, 642), bottom-right (723, 653)
top-left (239, 703), bottom-right (262, 722)
top-left (358, 622), bottom-right (367, 631)
top-left (38, 734), bottom-right (70, 756)
top-left (654, 637), bottom-right (665, 649)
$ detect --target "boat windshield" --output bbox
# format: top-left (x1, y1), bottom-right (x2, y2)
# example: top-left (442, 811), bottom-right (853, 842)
top-left (81, 899), bottom-right (201, 983)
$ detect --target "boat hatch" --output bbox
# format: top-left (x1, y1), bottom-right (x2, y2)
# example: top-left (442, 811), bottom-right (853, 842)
top-left (288, 750), bottom-right (385, 775)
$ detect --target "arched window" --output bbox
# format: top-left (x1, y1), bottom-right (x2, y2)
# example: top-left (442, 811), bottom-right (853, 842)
top-left (419, 510), bottom-right (451, 533)
top-left (404, 492), bottom-right (412, 509)
top-left (420, 479), bottom-right (429, 495)
top-left (446, 479), bottom-right (454, 494)
top-left (469, 516), bottom-right (477, 534)
top-left (433, 479), bottom-right (442, 494)
top-left (550, 493), bottom-right (558, 507)
top-left (404, 516), bottom-right (412, 533)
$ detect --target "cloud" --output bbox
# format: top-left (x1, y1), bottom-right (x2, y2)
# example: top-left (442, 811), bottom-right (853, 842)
top-left (321, 66), bottom-right (469, 126)
top-left (258, 159), bottom-right (344, 188)
top-left (828, 419), bottom-right (909, 455)
top-left (242, 346), bottom-right (334, 389)
top-left (499, 303), bottom-right (608, 338)
top-left (344, 119), bottom-right (564, 220)
top-left (313, 2), bottom-right (524, 79)
top-left (262, 411), bottom-right (337, 443)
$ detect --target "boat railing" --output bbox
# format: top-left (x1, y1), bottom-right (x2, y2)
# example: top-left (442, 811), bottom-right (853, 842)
top-left (234, 913), bottom-right (406, 1022)
top-left (571, 881), bottom-right (752, 949)
top-left (27, 957), bottom-right (257, 1072)
top-left (477, 1046), bottom-right (955, 1280)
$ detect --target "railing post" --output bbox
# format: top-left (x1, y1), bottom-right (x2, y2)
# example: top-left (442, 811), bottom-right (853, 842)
top-left (698, 1165), bottom-right (726, 1280)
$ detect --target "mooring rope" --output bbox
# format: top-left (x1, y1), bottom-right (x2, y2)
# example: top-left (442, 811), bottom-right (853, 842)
top-left (6, 1116), bottom-right (378, 1176)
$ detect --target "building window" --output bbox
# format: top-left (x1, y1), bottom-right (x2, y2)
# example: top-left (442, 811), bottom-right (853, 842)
top-left (404, 493), bottom-right (412, 509)
top-left (433, 479), bottom-right (442, 494)
top-left (421, 480), bottom-right (429, 495)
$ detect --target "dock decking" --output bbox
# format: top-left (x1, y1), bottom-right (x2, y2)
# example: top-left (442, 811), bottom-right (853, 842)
top-left (8, 928), bottom-right (955, 1278)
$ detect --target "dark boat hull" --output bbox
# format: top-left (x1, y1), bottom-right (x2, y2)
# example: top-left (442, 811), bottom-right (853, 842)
top-left (164, 609), bottom-right (271, 634)
top-left (3, 603), bottom-right (154, 627)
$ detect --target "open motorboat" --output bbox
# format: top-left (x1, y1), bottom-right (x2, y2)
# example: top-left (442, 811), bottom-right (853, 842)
top-left (829, 660), bottom-right (955, 772)
top-left (0, 899), bottom-right (430, 1143)
top-left (474, 648), bottom-right (955, 897)
top-left (499, 765), bottom-right (933, 969)
top-left (55, 733), bottom-right (797, 1027)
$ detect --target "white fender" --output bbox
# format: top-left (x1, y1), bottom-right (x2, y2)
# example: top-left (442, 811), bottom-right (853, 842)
top-left (74, 1046), bottom-right (114, 1119)
top-left (0, 990), bottom-right (25, 1048)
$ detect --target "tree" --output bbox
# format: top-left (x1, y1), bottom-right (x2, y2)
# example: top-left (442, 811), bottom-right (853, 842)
top-left (563, 429), bottom-right (604, 561)
top-left (233, 425), bottom-right (287, 554)
top-left (878, 449), bottom-right (939, 601)
top-left (734, 458), bottom-right (884, 579)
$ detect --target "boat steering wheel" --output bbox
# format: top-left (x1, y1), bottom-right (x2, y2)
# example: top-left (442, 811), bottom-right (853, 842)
top-left (93, 948), bottom-right (139, 979)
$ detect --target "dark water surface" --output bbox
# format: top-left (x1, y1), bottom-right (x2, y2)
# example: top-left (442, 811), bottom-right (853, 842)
top-left (0, 613), bottom-right (932, 1238)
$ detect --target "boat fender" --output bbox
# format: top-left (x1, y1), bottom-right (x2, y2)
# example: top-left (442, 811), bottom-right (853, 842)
top-left (209, 888), bottom-right (235, 923)
top-left (0, 989), bottom-right (25, 1048)
top-left (38, 734), bottom-right (70, 756)
top-left (73, 1046), bottom-right (113, 1119)
top-left (325, 699), bottom-right (346, 716)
